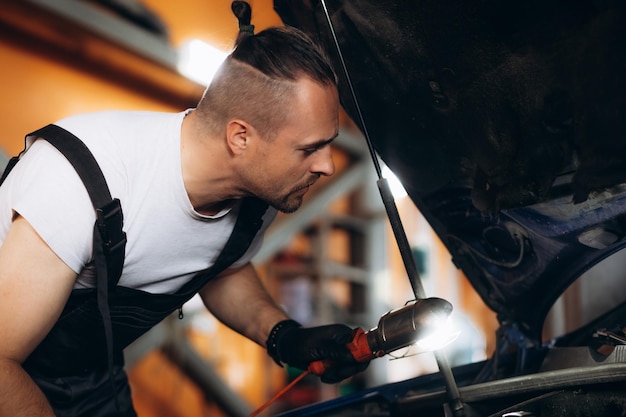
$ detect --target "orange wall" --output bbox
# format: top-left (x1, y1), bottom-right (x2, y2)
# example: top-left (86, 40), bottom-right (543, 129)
top-left (142, 0), bottom-right (283, 51)
top-left (0, 38), bottom-right (177, 156)
top-left (0, 0), bottom-right (283, 157)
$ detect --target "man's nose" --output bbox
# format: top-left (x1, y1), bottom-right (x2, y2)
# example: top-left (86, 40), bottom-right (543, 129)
top-left (311, 146), bottom-right (335, 177)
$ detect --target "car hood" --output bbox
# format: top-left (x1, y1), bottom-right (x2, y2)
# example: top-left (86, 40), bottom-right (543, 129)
top-left (274, 0), bottom-right (626, 342)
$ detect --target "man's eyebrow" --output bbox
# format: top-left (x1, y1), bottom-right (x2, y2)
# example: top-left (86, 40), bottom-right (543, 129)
top-left (306, 132), bottom-right (339, 149)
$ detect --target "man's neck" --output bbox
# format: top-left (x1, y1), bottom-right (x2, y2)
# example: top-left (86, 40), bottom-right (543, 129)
top-left (180, 110), bottom-right (241, 214)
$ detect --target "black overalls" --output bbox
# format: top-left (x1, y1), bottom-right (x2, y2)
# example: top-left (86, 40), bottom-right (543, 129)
top-left (2, 125), bottom-right (268, 417)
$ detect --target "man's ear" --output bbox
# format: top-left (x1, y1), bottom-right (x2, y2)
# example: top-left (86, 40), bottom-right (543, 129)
top-left (226, 119), bottom-right (250, 155)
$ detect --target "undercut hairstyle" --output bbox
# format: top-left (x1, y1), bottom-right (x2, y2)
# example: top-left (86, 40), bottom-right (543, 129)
top-left (195, 2), bottom-right (337, 140)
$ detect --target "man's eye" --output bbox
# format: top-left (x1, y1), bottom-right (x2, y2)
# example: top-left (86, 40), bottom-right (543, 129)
top-left (302, 147), bottom-right (318, 155)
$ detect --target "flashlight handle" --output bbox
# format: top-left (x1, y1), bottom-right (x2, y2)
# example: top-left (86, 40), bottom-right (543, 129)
top-left (348, 327), bottom-right (382, 362)
top-left (308, 327), bottom-right (380, 376)
top-left (307, 360), bottom-right (330, 375)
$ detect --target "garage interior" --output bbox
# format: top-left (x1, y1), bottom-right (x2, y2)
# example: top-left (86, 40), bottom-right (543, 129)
top-left (2, 1), bottom-right (605, 416)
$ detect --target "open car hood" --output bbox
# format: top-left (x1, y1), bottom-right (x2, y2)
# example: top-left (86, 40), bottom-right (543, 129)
top-left (274, 0), bottom-right (626, 342)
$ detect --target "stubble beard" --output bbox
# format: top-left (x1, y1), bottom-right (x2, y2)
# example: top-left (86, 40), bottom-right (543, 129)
top-left (274, 194), bottom-right (304, 213)
top-left (242, 169), bottom-right (315, 213)
top-left (262, 185), bottom-right (305, 213)
top-left (264, 183), bottom-right (312, 213)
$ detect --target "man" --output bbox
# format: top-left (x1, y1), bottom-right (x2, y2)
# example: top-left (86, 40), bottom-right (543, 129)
top-left (0, 10), bottom-right (367, 416)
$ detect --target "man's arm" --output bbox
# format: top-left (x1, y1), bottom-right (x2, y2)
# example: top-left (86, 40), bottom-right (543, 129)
top-left (198, 262), bottom-right (288, 346)
top-left (200, 261), bottom-right (370, 383)
top-left (0, 215), bottom-right (77, 416)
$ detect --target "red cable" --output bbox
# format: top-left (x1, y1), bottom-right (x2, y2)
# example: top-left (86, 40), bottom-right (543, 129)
top-left (247, 370), bottom-right (311, 417)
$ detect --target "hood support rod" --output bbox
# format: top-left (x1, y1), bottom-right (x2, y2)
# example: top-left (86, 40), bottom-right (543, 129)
top-left (318, 2), bottom-right (468, 416)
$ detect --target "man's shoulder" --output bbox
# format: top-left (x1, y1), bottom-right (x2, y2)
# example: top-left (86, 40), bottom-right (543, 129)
top-left (54, 110), bottom-right (180, 132)
top-left (49, 110), bottom-right (186, 158)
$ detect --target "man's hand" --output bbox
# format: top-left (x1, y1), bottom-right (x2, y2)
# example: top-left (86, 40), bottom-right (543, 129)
top-left (266, 320), bottom-right (369, 383)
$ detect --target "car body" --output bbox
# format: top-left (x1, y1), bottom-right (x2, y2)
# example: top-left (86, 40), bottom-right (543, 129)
top-left (273, 1), bottom-right (626, 416)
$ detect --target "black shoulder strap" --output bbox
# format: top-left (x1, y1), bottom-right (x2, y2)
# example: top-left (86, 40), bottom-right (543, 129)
top-left (16, 124), bottom-right (127, 288)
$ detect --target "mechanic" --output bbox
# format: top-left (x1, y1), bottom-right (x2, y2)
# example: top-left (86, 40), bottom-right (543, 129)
top-left (0, 2), bottom-right (368, 416)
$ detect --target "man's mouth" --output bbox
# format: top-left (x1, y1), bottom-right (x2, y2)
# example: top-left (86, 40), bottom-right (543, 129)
top-left (291, 177), bottom-right (319, 197)
top-left (296, 185), bottom-right (310, 195)
top-left (298, 180), bottom-right (316, 193)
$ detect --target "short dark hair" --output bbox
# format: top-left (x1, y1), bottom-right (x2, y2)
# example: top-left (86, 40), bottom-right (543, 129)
top-left (230, 0), bottom-right (336, 86)
top-left (195, 4), bottom-right (337, 139)
top-left (231, 25), bottom-right (337, 87)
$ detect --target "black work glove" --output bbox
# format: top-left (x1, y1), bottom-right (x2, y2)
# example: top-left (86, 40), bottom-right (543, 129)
top-left (266, 320), bottom-right (369, 383)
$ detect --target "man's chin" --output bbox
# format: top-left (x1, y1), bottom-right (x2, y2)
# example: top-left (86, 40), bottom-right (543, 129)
top-left (273, 196), bottom-right (303, 214)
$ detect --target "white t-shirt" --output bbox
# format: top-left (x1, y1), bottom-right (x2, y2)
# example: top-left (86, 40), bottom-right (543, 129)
top-left (0, 110), bottom-right (277, 294)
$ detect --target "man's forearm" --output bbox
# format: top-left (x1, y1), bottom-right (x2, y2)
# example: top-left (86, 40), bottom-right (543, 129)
top-left (0, 358), bottom-right (55, 416)
top-left (200, 263), bottom-right (290, 346)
